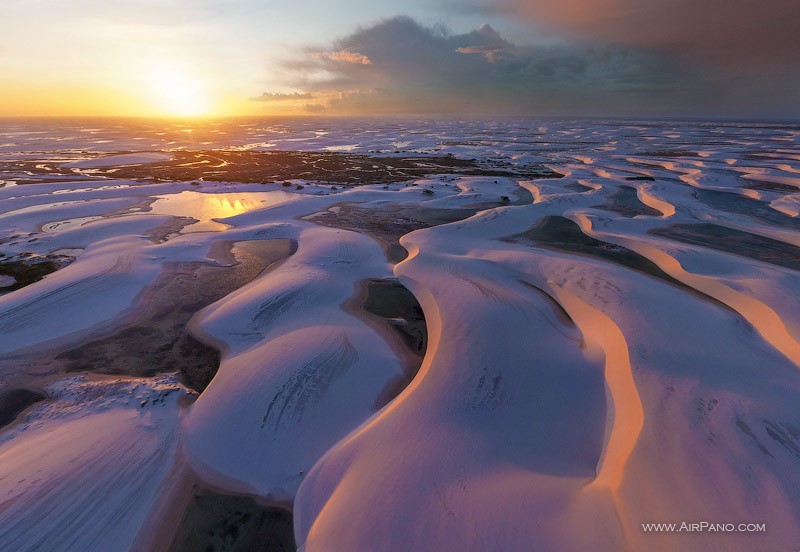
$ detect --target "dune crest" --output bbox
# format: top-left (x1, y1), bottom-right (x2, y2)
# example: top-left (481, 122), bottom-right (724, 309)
top-left (0, 118), bottom-right (798, 551)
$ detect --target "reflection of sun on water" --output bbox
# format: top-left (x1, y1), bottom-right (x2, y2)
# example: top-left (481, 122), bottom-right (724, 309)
top-left (204, 196), bottom-right (260, 219)
top-left (149, 191), bottom-right (298, 232)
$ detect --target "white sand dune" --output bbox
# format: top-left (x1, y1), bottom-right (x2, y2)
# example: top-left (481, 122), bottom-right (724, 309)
top-left (183, 226), bottom-right (406, 499)
top-left (0, 119), bottom-right (798, 551)
top-left (295, 193), bottom-right (800, 551)
top-left (0, 238), bottom-right (164, 355)
top-left (0, 375), bottom-right (190, 552)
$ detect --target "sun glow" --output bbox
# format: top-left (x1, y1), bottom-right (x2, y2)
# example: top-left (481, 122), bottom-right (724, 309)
top-left (147, 66), bottom-right (214, 117)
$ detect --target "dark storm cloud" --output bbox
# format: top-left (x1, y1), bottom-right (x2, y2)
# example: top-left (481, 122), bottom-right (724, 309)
top-left (283, 16), bottom-right (693, 116)
top-left (460, 0), bottom-right (800, 72)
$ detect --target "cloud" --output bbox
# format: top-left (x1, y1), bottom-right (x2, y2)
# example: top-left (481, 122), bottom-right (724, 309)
top-left (271, 15), bottom-right (799, 118)
top-left (251, 92), bottom-right (315, 102)
top-left (303, 103), bottom-right (327, 113)
top-left (455, 44), bottom-right (516, 63)
top-left (466, 0), bottom-right (800, 72)
top-left (279, 16), bottom-right (691, 116)
top-left (312, 50), bottom-right (372, 65)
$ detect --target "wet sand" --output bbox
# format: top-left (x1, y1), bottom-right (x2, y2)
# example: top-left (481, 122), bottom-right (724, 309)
top-left (56, 239), bottom-right (297, 392)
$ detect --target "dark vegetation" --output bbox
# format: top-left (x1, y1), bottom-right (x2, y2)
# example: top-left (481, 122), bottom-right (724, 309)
top-left (92, 150), bottom-right (559, 185)
top-left (0, 256), bottom-right (61, 292)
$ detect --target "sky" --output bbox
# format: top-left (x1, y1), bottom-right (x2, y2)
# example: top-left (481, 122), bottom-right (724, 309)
top-left (1, 0), bottom-right (798, 119)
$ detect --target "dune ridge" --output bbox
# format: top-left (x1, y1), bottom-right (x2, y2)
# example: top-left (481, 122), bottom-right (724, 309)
top-left (0, 118), bottom-right (798, 551)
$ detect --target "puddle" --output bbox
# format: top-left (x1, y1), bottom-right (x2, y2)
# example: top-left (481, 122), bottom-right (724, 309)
top-left (507, 216), bottom-right (741, 313)
top-left (508, 216), bottom-right (693, 289)
top-left (362, 278), bottom-right (427, 358)
top-left (650, 223), bottom-right (800, 271)
top-left (695, 189), bottom-right (800, 230)
top-left (149, 191), bottom-right (298, 233)
top-left (57, 239), bottom-right (297, 392)
top-left (168, 487), bottom-right (295, 552)
top-left (593, 185), bottom-right (662, 217)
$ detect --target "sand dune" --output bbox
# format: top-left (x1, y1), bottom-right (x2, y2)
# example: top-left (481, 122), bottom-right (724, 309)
top-left (0, 118), bottom-right (798, 551)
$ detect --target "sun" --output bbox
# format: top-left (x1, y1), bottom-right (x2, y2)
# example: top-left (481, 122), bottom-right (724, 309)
top-left (147, 66), bottom-right (213, 117)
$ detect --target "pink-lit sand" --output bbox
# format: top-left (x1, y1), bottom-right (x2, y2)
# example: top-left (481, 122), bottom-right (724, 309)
top-left (0, 119), bottom-right (798, 551)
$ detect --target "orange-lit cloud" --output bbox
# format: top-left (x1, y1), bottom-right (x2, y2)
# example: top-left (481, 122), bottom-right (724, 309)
top-left (251, 92), bottom-right (316, 102)
top-left (456, 44), bottom-right (516, 63)
top-left (312, 50), bottom-right (372, 65)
